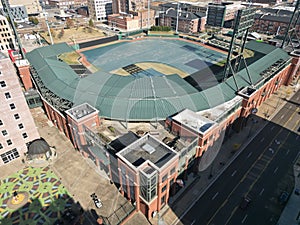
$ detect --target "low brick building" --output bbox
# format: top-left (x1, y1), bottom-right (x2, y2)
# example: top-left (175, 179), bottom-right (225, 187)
top-left (159, 9), bottom-right (203, 33)
top-left (252, 8), bottom-right (300, 36)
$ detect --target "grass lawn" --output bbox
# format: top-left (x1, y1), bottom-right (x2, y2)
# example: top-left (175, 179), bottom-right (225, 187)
top-left (0, 166), bottom-right (74, 225)
top-left (58, 52), bottom-right (81, 65)
top-left (40, 27), bottom-right (106, 44)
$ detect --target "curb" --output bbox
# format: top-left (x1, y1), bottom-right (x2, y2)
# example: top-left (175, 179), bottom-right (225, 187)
top-left (169, 86), bottom-right (298, 225)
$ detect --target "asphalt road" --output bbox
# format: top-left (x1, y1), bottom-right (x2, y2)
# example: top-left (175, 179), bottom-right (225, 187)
top-left (179, 90), bottom-right (300, 225)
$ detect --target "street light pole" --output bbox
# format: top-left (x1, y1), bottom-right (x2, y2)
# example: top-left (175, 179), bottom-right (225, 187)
top-left (175, 3), bottom-right (179, 34)
top-left (147, 0), bottom-right (150, 29)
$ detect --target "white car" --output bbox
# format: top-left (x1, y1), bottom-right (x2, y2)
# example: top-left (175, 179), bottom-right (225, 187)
top-left (91, 193), bottom-right (102, 208)
top-left (94, 198), bottom-right (102, 208)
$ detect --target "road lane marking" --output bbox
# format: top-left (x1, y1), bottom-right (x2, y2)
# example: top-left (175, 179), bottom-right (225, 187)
top-left (260, 137), bottom-right (265, 142)
top-left (242, 215), bottom-right (248, 224)
top-left (259, 188), bottom-right (265, 196)
top-left (289, 105), bottom-right (292, 109)
top-left (231, 170), bottom-right (237, 177)
top-left (281, 115), bottom-right (284, 119)
top-left (294, 152), bottom-right (300, 164)
top-left (207, 110), bottom-right (299, 225)
top-left (247, 152), bottom-right (252, 158)
top-left (297, 97), bottom-right (299, 101)
top-left (190, 220), bottom-right (196, 225)
top-left (212, 192), bottom-right (219, 200)
top-left (286, 149), bottom-right (290, 155)
top-left (271, 126), bottom-right (275, 130)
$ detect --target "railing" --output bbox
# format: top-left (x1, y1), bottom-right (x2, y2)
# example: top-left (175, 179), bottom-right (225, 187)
top-left (103, 200), bottom-right (136, 225)
top-left (215, 98), bottom-right (243, 123)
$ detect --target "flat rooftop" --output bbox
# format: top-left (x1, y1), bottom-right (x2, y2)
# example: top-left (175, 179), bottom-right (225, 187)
top-left (66, 103), bottom-right (98, 120)
top-left (0, 52), bottom-right (7, 60)
top-left (118, 134), bottom-right (177, 169)
top-left (198, 96), bottom-right (243, 122)
top-left (172, 109), bottom-right (216, 135)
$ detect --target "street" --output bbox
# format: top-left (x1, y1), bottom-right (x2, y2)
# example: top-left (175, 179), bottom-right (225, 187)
top-left (178, 90), bottom-right (300, 225)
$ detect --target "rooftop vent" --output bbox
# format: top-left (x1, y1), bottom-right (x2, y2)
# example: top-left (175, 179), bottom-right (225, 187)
top-left (142, 143), bottom-right (155, 154)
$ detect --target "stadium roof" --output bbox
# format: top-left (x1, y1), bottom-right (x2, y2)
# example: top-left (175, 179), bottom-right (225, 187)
top-left (26, 40), bottom-right (290, 121)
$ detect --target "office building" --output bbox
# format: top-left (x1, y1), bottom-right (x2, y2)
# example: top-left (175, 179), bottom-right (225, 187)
top-left (0, 53), bottom-right (40, 166)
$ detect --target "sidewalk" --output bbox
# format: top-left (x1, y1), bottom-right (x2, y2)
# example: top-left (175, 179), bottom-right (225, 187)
top-left (277, 155), bottom-right (300, 225)
top-left (152, 84), bottom-right (297, 225)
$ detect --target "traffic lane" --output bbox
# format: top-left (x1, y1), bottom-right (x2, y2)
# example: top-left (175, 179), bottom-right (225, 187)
top-left (180, 124), bottom-right (280, 225)
top-left (209, 137), bottom-right (280, 225)
top-left (179, 151), bottom-right (258, 225)
top-left (179, 95), bottom-right (297, 225)
top-left (227, 124), bottom-right (300, 225)
top-left (207, 115), bottom-right (297, 225)
top-left (237, 133), bottom-right (299, 225)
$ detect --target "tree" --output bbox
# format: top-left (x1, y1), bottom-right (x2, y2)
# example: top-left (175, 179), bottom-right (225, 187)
top-left (58, 28), bottom-right (64, 39)
top-left (88, 19), bottom-right (94, 27)
top-left (29, 16), bottom-right (39, 25)
top-left (66, 18), bottom-right (74, 29)
top-left (49, 28), bottom-right (56, 38)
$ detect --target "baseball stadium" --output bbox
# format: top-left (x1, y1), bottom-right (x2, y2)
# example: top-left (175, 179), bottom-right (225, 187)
top-left (24, 32), bottom-right (300, 220)
top-left (26, 37), bottom-right (290, 122)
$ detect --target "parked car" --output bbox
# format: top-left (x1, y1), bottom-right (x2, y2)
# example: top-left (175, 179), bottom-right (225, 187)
top-left (94, 198), bottom-right (102, 208)
top-left (91, 193), bottom-right (102, 208)
top-left (279, 191), bottom-right (289, 204)
top-left (295, 188), bottom-right (300, 195)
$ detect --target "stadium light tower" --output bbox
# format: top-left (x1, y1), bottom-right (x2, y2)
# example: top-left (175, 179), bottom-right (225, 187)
top-left (223, 8), bottom-right (256, 90)
top-left (280, 0), bottom-right (300, 51)
top-left (1, 0), bottom-right (26, 59)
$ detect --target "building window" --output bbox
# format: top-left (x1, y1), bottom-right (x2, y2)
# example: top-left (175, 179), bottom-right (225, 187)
top-left (0, 143), bottom-right (3, 149)
top-left (1, 148), bottom-right (19, 164)
top-left (161, 195), bottom-right (166, 208)
top-left (162, 174), bottom-right (168, 183)
top-left (2, 130), bottom-right (8, 136)
top-left (9, 103), bottom-right (16, 110)
top-left (0, 120), bottom-right (3, 126)
top-left (18, 123), bottom-right (24, 129)
top-left (4, 92), bottom-right (11, 99)
top-left (7, 139), bottom-right (12, 145)
top-left (170, 167), bottom-right (176, 175)
top-left (0, 81), bottom-right (6, 87)
top-left (14, 114), bottom-right (20, 120)
top-left (162, 184), bottom-right (167, 192)
top-left (22, 133), bottom-right (28, 139)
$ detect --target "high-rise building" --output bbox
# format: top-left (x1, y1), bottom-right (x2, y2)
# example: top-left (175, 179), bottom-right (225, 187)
top-left (0, 15), bottom-right (15, 54)
top-left (88, 0), bottom-right (112, 21)
top-left (0, 53), bottom-right (40, 166)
